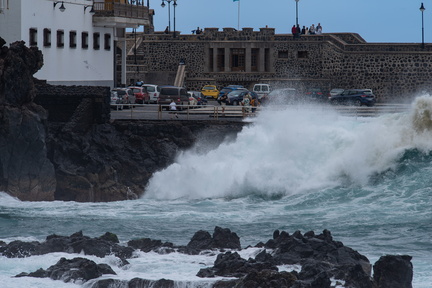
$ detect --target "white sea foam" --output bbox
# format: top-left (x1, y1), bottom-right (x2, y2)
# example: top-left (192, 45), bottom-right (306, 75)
top-left (144, 96), bottom-right (432, 200)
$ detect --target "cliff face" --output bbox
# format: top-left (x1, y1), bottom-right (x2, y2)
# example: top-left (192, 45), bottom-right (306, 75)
top-left (0, 37), bottom-right (245, 202)
top-left (0, 39), bottom-right (56, 201)
top-left (47, 120), bottom-right (245, 202)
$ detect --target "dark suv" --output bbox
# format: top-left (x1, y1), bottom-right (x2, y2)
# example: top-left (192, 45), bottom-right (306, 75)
top-left (329, 89), bottom-right (376, 106)
top-left (157, 86), bottom-right (190, 110)
top-left (305, 88), bottom-right (328, 102)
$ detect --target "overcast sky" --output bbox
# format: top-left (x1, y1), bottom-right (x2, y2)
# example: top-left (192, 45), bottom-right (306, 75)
top-left (147, 0), bottom-right (428, 43)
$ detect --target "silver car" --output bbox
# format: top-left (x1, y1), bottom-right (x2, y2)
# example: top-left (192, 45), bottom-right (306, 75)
top-left (142, 84), bottom-right (161, 104)
top-left (111, 88), bottom-right (136, 108)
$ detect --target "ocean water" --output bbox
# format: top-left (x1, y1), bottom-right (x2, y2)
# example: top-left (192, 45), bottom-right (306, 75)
top-left (2, 97), bottom-right (432, 287)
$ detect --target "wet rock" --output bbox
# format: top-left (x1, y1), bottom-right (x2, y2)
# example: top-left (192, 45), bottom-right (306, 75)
top-left (0, 240), bottom-right (40, 258)
top-left (373, 255), bottom-right (413, 288)
top-left (128, 237), bottom-right (174, 253)
top-left (0, 39), bottom-right (56, 201)
top-left (15, 257), bottom-right (116, 283)
top-left (186, 226), bottom-right (241, 254)
top-left (236, 270), bottom-right (298, 288)
top-left (197, 251), bottom-right (278, 278)
top-left (0, 231), bottom-right (133, 261)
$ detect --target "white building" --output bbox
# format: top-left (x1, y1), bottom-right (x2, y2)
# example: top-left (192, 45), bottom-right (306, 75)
top-left (0, 0), bottom-right (151, 87)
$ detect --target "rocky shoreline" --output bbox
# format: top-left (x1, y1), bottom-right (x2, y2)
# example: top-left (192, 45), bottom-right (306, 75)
top-left (0, 38), bottom-right (246, 202)
top-left (0, 227), bottom-right (413, 288)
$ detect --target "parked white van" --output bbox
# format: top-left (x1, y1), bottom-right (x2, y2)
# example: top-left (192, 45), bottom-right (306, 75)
top-left (253, 84), bottom-right (271, 99)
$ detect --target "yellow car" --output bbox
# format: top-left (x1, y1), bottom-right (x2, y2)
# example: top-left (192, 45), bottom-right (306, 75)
top-left (201, 85), bottom-right (219, 99)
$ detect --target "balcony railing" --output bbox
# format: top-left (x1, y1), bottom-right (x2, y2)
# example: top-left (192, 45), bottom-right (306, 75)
top-left (93, 2), bottom-right (149, 19)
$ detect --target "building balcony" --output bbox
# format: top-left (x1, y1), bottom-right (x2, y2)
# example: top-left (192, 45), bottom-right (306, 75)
top-left (92, 2), bottom-right (151, 29)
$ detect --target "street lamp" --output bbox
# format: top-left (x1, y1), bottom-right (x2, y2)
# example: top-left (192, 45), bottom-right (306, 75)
top-left (420, 2), bottom-right (425, 49)
top-left (173, 0), bottom-right (177, 38)
top-left (295, 0), bottom-right (299, 27)
top-left (161, 0), bottom-right (172, 33)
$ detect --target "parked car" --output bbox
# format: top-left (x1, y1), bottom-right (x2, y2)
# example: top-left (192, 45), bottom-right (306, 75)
top-left (188, 91), bottom-right (208, 106)
top-left (129, 86), bottom-right (150, 104)
top-left (226, 89), bottom-right (256, 105)
top-left (266, 88), bottom-right (299, 105)
top-left (305, 88), bottom-right (328, 102)
top-left (110, 90), bottom-right (124, 110)
top-left (142, 84), bottom-right (161, 104)
top-left (329, 88), bottom-right (345, 96)
top-left (111, 88), bottom-right (135, 109)
top-left (218, 85), bottom-right (245, 99)
top-left (201, 85), bottom-right (219, 99)
top-left (329, 89), bottom-right (376, 106)
top-left (252, 83), bottom-right (271, 100)
top-left (158, 85), bottom-right (190, 110)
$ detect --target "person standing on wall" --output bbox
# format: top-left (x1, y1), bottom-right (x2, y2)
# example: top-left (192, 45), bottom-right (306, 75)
top-left (316, 23), bottom-right (323, 34)
top-left (291, 25), bottom-right (297, 39)
top-left (309, 24), bottom-right (316, 35)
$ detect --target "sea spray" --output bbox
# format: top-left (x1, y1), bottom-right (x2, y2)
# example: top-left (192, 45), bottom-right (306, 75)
top-left (144, 98), bottom-right (432, 200)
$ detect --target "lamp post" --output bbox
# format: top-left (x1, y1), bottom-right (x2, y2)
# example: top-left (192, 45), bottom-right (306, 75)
top-left (295, 0), bottom-right (299, 27)
top-left (161, 0), bottom-right (172, 33)
top-left (420, 3), bottom-right (425, 49)
top-left (173, 0), bottom-right (177, 38)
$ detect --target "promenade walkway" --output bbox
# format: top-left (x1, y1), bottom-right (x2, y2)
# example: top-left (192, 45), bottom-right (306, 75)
top-left (110, 103), bottom-right (411, 121)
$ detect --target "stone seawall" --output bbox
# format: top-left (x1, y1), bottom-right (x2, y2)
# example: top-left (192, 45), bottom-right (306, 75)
top-left (127, 29), bottom-right (432, 101)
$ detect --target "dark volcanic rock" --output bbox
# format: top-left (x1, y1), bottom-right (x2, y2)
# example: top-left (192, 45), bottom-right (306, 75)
top-left (186, 226), bottom-right (241, 254)
top-left (16, 257), bottom-right (116, 283)
top-left (3, 228), bottom-right (413, 288)
top-left (89, 278), bottom-right (176, 288)
top-left (0, 39), bottom-right (56, 201)
top-left (235, 270), bottom-right (298, 288)
top-left (127, 237), bottom-right (174, 253)
top-left (197, 251), bottom-right (278, 278)
top-left (47, 120), bottom-right (245, 202)
top-left (0, 231), bottom-right (133, 261)
top-left (0, 37), bottom-right (247, 202)
top-left (373, 255), bottom-right (413, 288)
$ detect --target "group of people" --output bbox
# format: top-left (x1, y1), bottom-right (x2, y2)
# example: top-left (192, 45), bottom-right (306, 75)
top-left (291, 23), bottom-right (322, 39)
top-left (218, 92), bottom-right (259, 115)
top-left (192, 27), bottom-right (203, 34)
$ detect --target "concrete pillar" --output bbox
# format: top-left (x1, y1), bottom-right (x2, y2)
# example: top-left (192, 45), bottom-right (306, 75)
top-left (224, 47), bottom-right (231, 72)
top-left (245, 47), bottom-right (251, 72)
top-left (121, 39), bottom-right (127, 86)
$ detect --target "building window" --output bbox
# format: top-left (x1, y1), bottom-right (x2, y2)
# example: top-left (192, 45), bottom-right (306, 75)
top-left (298, 51), bottom-right (308, 58)
top-left (43, 28), bottom-right (51, 47)
top-left (217, 48), bottom-right (224, 72)
top-left (93, 33), bottom-right (100, 50)
top-left (231, 48), bottom-right (245, 71)
top-left (56, 30), bottom-right (64, 48)
top-left (278, 51), bottom-right (289, 58)
top-left (82, 32), bottom-right (89, 49)
top-left (29, 28), bottom-right (37, 47)
top-left (69, 31), bottom-right (77, 48)
top-left (104, 33), bottom-right (111, 50)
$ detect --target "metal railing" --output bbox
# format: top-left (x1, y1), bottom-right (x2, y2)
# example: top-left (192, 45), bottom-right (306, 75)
top-left (110, 103), bottom-right (411, 121)
top-left (93, 2), bottom-right (149, 19)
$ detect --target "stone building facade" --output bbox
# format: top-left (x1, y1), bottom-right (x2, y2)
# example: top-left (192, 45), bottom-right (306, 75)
top-left (123, 27), bottom-right (432, 102)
